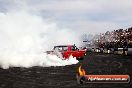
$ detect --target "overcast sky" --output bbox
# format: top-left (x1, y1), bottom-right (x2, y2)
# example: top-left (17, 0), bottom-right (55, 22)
top-left (0, 0), bottom-right (132, 34)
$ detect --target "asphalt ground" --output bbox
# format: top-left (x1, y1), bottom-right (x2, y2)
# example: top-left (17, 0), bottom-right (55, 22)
top-left (0, 52), bottom-right (132, 88)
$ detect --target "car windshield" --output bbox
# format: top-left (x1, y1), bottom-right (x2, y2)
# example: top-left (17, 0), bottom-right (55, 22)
top-left (71, 45), bottom-right (78, 51)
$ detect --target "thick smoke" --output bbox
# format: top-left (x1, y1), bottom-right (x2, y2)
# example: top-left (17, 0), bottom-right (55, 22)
top-left (0, 11), bottom-right (80, 69)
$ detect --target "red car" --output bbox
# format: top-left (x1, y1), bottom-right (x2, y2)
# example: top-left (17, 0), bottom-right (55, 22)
top-left (46, 45), bottom-right (86, 60)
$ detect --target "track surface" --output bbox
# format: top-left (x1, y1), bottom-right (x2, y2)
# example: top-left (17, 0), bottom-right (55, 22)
top-left (0, 52), bottom-right (132, 88)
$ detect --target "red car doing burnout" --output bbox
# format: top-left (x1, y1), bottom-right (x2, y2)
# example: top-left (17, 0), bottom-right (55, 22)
top-left (46, 45), bottom-right (86, 60)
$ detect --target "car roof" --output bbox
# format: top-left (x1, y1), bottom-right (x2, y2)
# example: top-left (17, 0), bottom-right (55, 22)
top-left (54, 45), bottom-right (74, 47)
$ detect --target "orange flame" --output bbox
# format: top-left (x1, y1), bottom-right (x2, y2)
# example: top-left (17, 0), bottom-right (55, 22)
top-left (78, 65), bottom-right (86, 76)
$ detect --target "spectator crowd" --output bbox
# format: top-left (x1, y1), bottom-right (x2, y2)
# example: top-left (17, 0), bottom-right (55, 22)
top-left (93, 27), bottom-right (132, 49)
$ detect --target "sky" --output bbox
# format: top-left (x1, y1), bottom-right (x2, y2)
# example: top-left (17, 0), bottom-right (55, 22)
top-left (0, 0), bottom-right (132, 34)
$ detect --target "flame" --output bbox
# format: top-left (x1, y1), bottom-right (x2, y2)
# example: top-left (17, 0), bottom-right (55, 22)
top-left (78, 65), bottom-right (86, 76)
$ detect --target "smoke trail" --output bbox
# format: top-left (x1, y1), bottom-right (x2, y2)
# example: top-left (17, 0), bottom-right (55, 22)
top-left (0, 11), bottom-right (79, 69)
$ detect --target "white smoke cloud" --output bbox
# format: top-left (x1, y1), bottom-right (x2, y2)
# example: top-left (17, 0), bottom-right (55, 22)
top-left (0, 11), bottom-right (79, 69)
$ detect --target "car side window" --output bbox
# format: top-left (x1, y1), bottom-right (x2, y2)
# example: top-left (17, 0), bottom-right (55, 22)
top-left (54, 47), bottom-right (62, 51)
top-left (63, 47), bottom-right (68, 51)
top-left (58, 47), bottom-right (63, 51)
